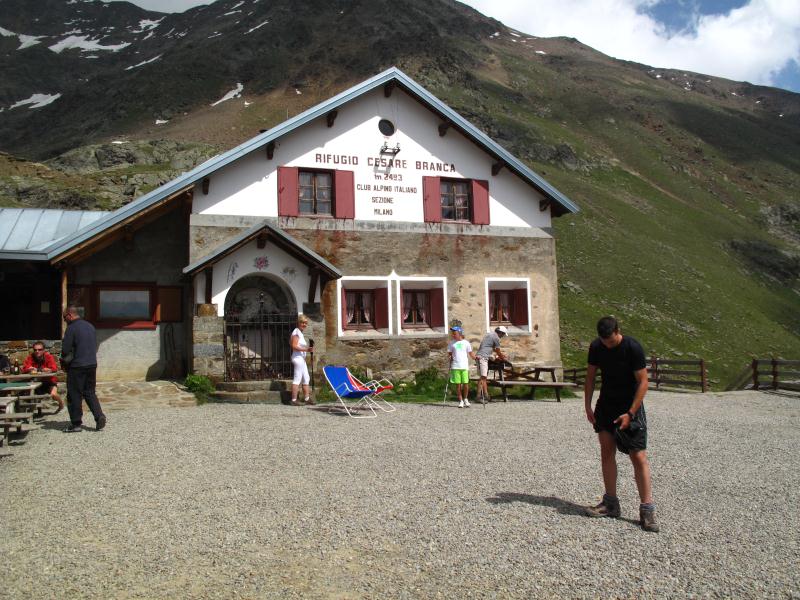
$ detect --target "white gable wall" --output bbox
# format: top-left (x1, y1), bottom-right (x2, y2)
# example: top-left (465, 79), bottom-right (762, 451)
top-left (192, 88), bottom-right (552, 229)
top-left (192, 239), bottom-right (318, 316)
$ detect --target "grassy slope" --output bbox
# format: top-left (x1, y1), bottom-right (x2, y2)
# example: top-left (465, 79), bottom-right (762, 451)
top-left (467, 40), bottom-right (799, 386)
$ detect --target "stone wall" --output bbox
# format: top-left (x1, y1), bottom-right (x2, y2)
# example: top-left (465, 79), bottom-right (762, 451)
top-left (192, 313), bottom-right (225, 381)
top-left (189, 218), bottom-right (562, 383)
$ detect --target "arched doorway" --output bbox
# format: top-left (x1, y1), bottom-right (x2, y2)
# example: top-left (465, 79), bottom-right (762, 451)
top-left (223, 275), bottom-right (297, 381)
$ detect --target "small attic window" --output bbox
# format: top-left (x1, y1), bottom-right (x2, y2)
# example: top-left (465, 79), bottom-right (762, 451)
top-left (378, 119), bottom-right (395, 136)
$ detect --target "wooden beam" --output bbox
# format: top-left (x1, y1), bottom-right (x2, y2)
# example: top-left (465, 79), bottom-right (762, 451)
top-left (492, 161), bottom-right (505, 176)
top-left (326, 110), bottom-right (338, 128)
top-left (307, 268), bottom-right (319, 305)
top-left (384, 82), bottom-right (395, 97)
top-left (539, 199), bottom-right (551, 212)
top-left (438, 122), bottom-right (450, 137)
top-left (204, 267), bottom-right (213, 304)
top-left (266, 141), bottom-right (275, 160)
top-left (201, 177), bottom-right (210, 195)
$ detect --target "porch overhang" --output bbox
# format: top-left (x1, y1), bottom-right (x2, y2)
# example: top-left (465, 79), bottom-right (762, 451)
top-left (183, 221), bottom-right (342, 281)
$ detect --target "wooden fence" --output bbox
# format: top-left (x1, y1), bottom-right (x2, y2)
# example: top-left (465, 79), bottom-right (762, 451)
top-left (564, 357), bottom-right (708, 393)
top-left (729, 359), bottom-right (800, 392)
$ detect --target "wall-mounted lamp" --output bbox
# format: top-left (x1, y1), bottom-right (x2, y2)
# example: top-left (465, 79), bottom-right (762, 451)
top-left (380, 141), bottom-right (401, 155)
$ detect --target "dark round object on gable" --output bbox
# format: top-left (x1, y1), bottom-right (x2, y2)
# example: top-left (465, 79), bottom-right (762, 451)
top-left (378, 119), bottom-right (395, 136)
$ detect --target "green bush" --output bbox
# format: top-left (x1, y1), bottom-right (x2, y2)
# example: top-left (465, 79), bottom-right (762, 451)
top-left (184, 374), bottom-right (215, 404)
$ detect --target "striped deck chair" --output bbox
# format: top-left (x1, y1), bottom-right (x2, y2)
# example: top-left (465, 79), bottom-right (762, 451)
top-left (350, 372), bottom-right (396, 413)
top-left (322, 365), bottom-right (377, 419)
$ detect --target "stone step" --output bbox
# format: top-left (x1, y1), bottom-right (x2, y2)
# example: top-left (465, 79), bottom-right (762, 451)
top-left (215, 380), bottom-right (292, 393)
top-left (211, 390), bottom-right (290, 404)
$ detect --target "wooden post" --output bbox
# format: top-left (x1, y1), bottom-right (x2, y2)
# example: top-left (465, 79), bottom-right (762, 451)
top-left (60, 269), bottom-right (68, 337)
top-left (752, 358), bottom-right (759, 390)
top-left (772, 358), bottom-right (779, 390)
top-left (204, 267), bottom-right (213, 304)
top-left (651, 356), bottom-right (659, 390)
top-left (700, 359), bottom-right (707, 393)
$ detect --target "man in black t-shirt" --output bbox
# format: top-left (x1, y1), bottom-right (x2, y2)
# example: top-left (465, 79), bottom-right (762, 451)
top-left (583, 316), bottom-right (658, 532)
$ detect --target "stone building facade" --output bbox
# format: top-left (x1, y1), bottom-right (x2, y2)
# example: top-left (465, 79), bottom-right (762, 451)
top-left (0, 68), bottom-right (577, 383)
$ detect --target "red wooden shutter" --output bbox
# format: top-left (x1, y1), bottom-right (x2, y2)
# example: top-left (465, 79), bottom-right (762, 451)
top-left (422, 176), bottom-right (442, 223)
top-left (341, 286), bottom-right (348, 330)
top-left (511, 288), bottom-right (529, 326)
top-left (334, 170), bottom-right (355, 219)
top-left (471, 179), bottom-right (490, 225)
top-left (373, 287), bottom-right (388, 329)
top-left (277, 166), bottom-right (299, 217)
top-left (429, 288), bottom-right (444, 328)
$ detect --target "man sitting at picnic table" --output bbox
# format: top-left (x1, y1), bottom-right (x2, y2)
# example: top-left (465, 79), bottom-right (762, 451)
top-left (475, 326), bottom-right (508, 403)
top-left (22, 341), bottom-right (64, 413)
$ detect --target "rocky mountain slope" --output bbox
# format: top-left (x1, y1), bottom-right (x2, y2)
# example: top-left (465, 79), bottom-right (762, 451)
top-left (1, 0), bottom-right (798, 386)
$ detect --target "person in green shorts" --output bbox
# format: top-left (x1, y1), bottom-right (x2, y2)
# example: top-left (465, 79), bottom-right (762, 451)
top-left (448, 326), bottom-right (476, 408)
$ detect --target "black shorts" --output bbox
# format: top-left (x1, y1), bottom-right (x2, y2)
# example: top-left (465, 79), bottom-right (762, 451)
top-left (594, 402), bottom-right (648, 454)
top-left (36, 382), bottom-right (56, 395)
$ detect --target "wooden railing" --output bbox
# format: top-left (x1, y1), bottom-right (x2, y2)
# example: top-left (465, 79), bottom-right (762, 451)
top-left (747, 359), bottom-right (800, 392)
top-left (564, 357), bottom-right (708, 393)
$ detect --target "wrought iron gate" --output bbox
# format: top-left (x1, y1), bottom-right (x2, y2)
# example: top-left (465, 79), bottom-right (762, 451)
top-left (224, 312), bottom-right (295, 381)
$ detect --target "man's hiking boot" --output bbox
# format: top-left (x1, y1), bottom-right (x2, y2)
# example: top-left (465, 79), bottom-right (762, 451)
top-left (585, 496), bottom-right (621, 518)
top-left (640, 507), bottom-right (660, 532)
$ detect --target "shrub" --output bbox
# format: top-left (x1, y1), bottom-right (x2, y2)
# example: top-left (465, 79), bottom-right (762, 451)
top-left (184, 374), bottom-right (215, 404)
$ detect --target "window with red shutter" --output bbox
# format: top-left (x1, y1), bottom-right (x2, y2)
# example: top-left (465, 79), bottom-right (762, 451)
top-left (429, 287), bottom-right (445, 328)
top-left (422, 176), bottom-right (442, 223)
top-left (334, 170), bottom-right (355, 219)
top-left (277, 166), bottom-right (299, 217)
top-left (471, 179), bottom-right (490, 225)
top-left (511, 288), bottom-right (529, 326)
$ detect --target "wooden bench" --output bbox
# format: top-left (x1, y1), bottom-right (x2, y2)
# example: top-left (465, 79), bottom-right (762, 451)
top-left (485, 380), bottom-right (577, 402)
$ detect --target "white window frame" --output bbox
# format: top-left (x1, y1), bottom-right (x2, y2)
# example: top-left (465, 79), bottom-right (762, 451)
top-left (337, 276), bottom-right (392, 337)
top-left (396, 276), bottom-right (447, 336)
top-left (484, 277), bottom-right (531, 334)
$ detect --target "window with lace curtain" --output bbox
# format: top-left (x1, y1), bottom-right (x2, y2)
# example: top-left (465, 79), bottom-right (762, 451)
top-left (489, 290), bottom-right (512, 325)
top-left (345, 290), bottom-right (373, 328)
top-left (401, 290), bottom-right (429, 327)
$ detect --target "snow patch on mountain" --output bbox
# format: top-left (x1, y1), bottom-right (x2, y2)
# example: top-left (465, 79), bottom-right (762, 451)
top-left (125, 54), bottom-right (163, 70)
top-left (9, 93), bottom-right (62, 110)
top-left (211, 83), bottom-right (244, 106)
top-left (49, 35), bottom-right (131, 53)
top-left (245, 20), bottom-right (269, 34)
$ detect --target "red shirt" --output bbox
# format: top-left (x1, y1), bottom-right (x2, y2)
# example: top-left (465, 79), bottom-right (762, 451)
top-left (22, 352), bottom-right (58, 385)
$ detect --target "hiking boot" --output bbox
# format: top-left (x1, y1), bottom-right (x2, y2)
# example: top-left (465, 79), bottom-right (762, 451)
top-left (96, 415), bottom-right (107, 431)
top-left (463, 398), bottom-right (470, 407)
top-left (64, 424), bottom-right (82, 433)
top-left (640, 507), bottom-right (660, 532)
top-left (585, 496), bottom-right (621, 518)
top-left (304, 398), bottom-right (315, 406)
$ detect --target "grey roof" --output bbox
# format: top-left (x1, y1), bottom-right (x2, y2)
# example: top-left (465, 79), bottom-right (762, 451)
top-left (5, 67), bottom-right (578, 263)
top-left (0, 208), bottom-right (111, 260)
top-left (183, 220), bottom-right (341, 279)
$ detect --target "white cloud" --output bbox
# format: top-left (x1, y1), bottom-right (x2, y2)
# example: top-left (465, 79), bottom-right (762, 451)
top-left (464, 0), bottom-right (800, 88)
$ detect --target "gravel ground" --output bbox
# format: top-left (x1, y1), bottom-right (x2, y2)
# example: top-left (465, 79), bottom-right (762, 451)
top-left (1, 390), bottom-right (798, 599)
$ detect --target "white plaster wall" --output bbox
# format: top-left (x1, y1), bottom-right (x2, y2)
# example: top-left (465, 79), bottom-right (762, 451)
top-left (192, 88), bottom-right (551, 228)
top-left (192, 239), bottom-right (316, 316)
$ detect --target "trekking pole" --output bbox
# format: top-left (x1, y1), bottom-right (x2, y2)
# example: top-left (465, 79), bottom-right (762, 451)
top-left (442, 365), bottom-right (451, 406)
top-left (308, 339), bottom-right (315, 391)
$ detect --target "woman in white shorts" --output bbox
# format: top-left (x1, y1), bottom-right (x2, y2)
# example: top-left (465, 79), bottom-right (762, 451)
top-left (290, 315), bottom-right (314, 405)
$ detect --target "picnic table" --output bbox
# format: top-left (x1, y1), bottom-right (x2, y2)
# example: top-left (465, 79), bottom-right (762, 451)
top-left (0, 371), bottom-right (63, 383)
top-left (483, 360), bottom-right (577, 402)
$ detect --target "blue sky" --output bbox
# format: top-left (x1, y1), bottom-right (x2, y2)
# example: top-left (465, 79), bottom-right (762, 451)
top-left (106, 0), bottom-right (800, 93)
